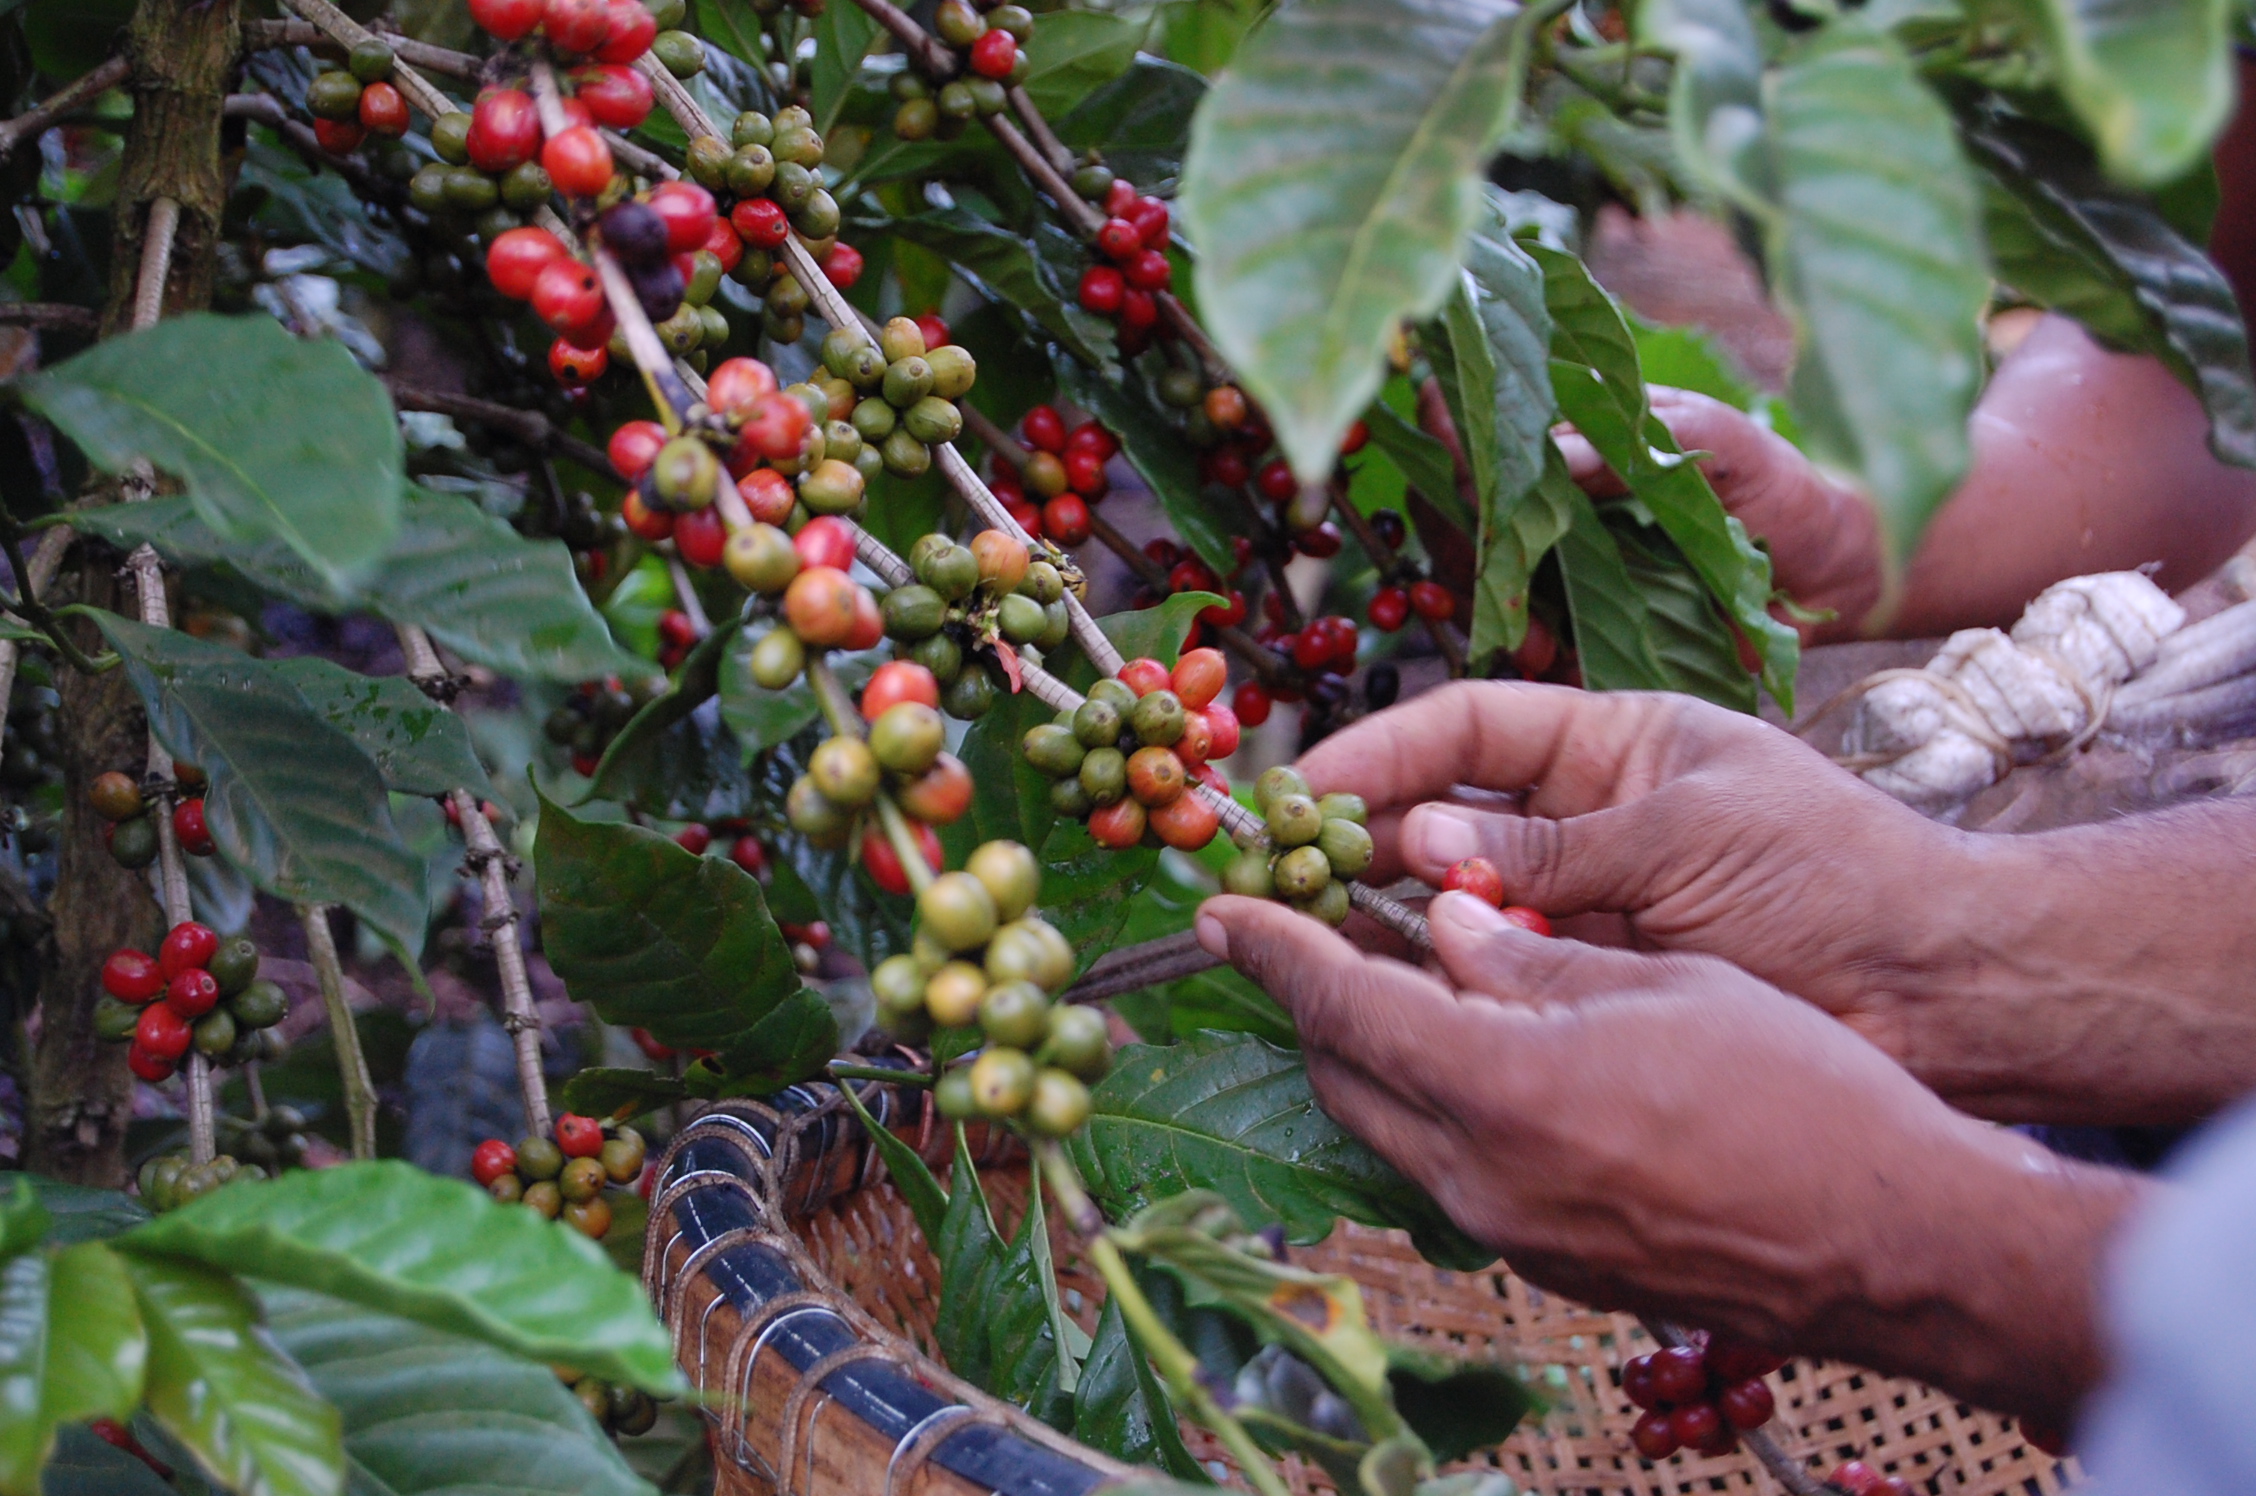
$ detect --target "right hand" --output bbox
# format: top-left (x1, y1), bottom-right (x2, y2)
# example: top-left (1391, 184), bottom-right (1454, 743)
top-left (1296, 681), bottom-right (1989, 1069)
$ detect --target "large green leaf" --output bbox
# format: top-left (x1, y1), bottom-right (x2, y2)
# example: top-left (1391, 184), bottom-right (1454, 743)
top-left (1530, 247), bottom-right (1794, 709)
top-left (711, 988), bottom-right (840, 1095)
top-left (810, 0), bottom-right (879, 134)
top-left (1022, 10), bottom-right (1149, 117)
top-left (261, 1288), bottom-right (656, 1496)
top-left (1766, 27), bottom-right (1989, 560)
top-left (1552, 486), bottom-right (1674, 694)
top-left (0, 1244), bottom-right (147, 1496)
top-left (92, 617), bottom-right (428, 954)
top-left (1360, 401), bottom-right (1464, 530)
top-left (72, 491), bottom-right (641, 684)
top-left (1609, 517), bottom-right (1758, 712)
top-left (1180, 0), bottom-right (1525, 482)
top-left (1965, 105), bottom-right (2256, 468)
top-left (0, 1180), bottom-right (145, 1250)
top-left (1469, 430), bottom-right (1575, 668)
top-left (1067, 1033), bottom-right (1490, 1270)
top-left (1072, 1295), bottom-right (1206, 1480)
top-left (120, 1162), bottom-right (678, 1394)
top-left (534, 792), bottom-right (801, 1053)
top-left (2000, 0), bottom-right (2232, 188)
top-left (935, 1131), bottom-right (1070, 1424)
top-left (1637, 0), bottom-right (1771, 211)
top-left (1052, 57), bottom-right (1207, 194)
top-left (21, 315), bottom-right (401, 589)
top-left (585, 619), bottom-right (751, 821)
top-left (129, 1255), bottom-right (342, 1496)
top-left (1052, 355), bottom-right (1244, 576)
top-left (266, 659), bottom-right (492, 800)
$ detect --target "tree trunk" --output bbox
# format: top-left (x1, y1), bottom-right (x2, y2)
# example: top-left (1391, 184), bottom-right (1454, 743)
top-left (26, 0), bottom-right (238, 1185)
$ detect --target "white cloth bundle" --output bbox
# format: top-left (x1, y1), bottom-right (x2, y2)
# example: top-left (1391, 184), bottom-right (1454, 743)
top-left (1845, 573), bottom-right (2186, 809)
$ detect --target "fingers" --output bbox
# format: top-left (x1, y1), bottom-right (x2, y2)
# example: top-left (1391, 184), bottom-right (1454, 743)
top-left (1425, 890), bottom-right (1687, 1004)
top-left (1554, 427), bottom-right (1629, 499)
top-left (1398, 800), bottom-right (1665, 916)
top-left (1294, 679), bottom-right (1698, 823)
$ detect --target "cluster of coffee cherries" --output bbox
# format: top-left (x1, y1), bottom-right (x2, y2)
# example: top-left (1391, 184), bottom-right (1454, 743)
top-left (873, 528), bottom-right (1071, 708)
top-left (98, 923), bottom-right (289, 1083)
top-left (303, 41), bottom-right (413, 155)
top-left (88, 767), bottom-right (212, 871)
top-left (137, 1108), bottom-right (313, 1210)
top-left (472, 1112), bottom-right (647, 1239)
top-left (1074, 180), bottom-right (1179, 355)
top-left (1019, 649), bottom-right (1240, 853)
top-left (681, 106), bottom-right (867, 335)
top-left (137, 1151), bottom-right (268, 1211)
top-left (867, 841), bottom-right (1110, 1136)
top-left (986, 405), bottom-right (1119, 549)
top-left (1358, 507), bottom-right (1457, 635)
top-left (467, 0), bottom-right (701, 77)
top-left (1622, 1336), bottom-right (1786, 1461)
top-left (1439, 856), bottom-right (1553, 935)
top-left (818, 318), bottom-right (976, 481)
top-left (886, 0), bottom-right (1029, 142)
top-left (1213, 767), bottom-right (1369, 927)
top-left (557, 1366), bottom-right (660, 1438)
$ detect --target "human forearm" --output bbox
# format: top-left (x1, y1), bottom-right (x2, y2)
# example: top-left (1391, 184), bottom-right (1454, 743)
top-left (1891, 800), bottom-right (2256, 1124)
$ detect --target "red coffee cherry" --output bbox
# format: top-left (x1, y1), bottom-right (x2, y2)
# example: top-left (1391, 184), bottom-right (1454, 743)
top-left (102, 950), bottom-right (165, 1003)
top-left (159, 922), bottom-right (219, 979)
top-left (1629, 1410), bottom-right (1678, 1460)
top-left (1368, 586), bottom-right (1409, 632)
top-left (487, 226), bottom-right (568, 301)
top-left (674, 507), bottom-right (727, 568)
top-left (164, 969), bottom-right (219, 1019)
top-left (134, 1003), bottom-right (192, 1062)
top-left (549, 338), bottom-right (608, 387)
top-left (470, 0), bottom-right (544, 38)
top-left (1442, 858), bottom-right (1505, 908)
top-left (555, 1113), bottom-right (605, 1158)
top-left (1231, 680), bottom-right (1272, 727)
top-left (1409, 579), bottom-right (1457, 622)
top-left (542, 126), bottom-right (615, 198)
top-left (606, 419), bottom-right (667, 481)
top-left (466, 89), bottom-right (540, 173)
top-left (1717, 1378), bottom-right (1774, 1431)
top-left (672, 824), bottom-right (712, 854)
top-left (968, 29), bottom-right (1018, 77)
top-left (358, 81), bottom-right (409, 136)
top-left (1041, 495), bottom-right (1091, 546)
top-left (1648, 1346), bottom-right (1708, 1404)
top-left (1500, 906), bottom-right (1552, 936)
top-left (862, 661), bottom-right (941, 719)
top-left (472, 1138), bottom-right (518, 1186)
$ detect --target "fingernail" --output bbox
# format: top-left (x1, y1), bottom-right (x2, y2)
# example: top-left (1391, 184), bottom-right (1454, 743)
top-left (1431, 889), bottom-right (1510, 935)
top-left (1195, 912), bottom-right (1230, 962)
top-left (1407, 805), bottom-right (1480, 868)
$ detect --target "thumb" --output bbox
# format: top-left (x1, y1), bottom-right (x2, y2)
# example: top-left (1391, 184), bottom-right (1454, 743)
top-left (1425, 890), bottom-right (1675, 1006)
top-left (1400, 799), bottom-right (1665, 916)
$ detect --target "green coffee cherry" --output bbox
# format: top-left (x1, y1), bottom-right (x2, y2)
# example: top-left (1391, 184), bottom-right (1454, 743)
top-left (871, 702), bottom-right (945, 774)
top-left (1267, 793), bottom-right (1324, 848)
top-left (966, 839), bottom-right (1040, 922)
top-left (1255, 766), bottom-right (1312, 809)
top-left (1022, 723), bottom-right (1086, 779)
top-left (909, 631), bottom-right (963, 684)
top-left (883, 584), bottom-right (947, 640)
top-left (732, 109), bottom-right (775, 148)
top-left (348, 39), bottom-right (396, 82)
top-left (1072, 698), bottom-right (1122, 749)
top-left (926, 345), bottom-right (977, 400)
top-left (1317, 818), bottom-right (1374, 877)
top-left (430, 112), bottom-right (472, 165)
top-left (750, 628), bottom-right (807, 689)
top-left (1130, 691), bottom-right (1185, 747)
top-left (1221, 847), bottom-right (1276, 898)
top-left (880, 428), bottom-right (932, 478)
top-left (882, 357), bottom-right (935, 408)
top-left (1318, 792), bottom-right (1368, 826)
top-left (942, 664), bottom-right (995, 719)
top-left (1297, 880), bottom-right (1352, 927)
top-left (653, 29), bottom-right (705, 76)
top-left (1273, 845), bottom-right (1331, 899)
top-left (978, 980), bottom-right (1049, 1049)
top-left (810, 736), bottom-right (881, 806)
top-left (1078, 747), bottom-right (1126, 805)
top-left (879, 316), bottom-right (926, 361)
top-left (902, 395), bottom-right (962, 445)
top-left (997, 593), bottom-right (1048, 645)
top-left (919, 871), bottom-right (999, 951)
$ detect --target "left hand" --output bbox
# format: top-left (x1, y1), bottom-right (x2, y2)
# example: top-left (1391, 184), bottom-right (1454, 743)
top-left (1192, 890), bottom-right (2144, 1426)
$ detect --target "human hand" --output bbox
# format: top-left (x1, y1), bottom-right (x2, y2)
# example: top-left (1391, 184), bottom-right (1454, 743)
top-left (1297, 680), bottom-right (1992, 1074)
top-left (1194, 890), bottom-right (2144, 1425)
top-left (1557, 387), bottom-right (1882, 642)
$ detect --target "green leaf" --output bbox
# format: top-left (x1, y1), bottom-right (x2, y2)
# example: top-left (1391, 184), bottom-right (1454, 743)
top-left (534, 791), bottom-right (801, 1054)
top-left (1530, 245), bottom-right (1795, 710)
top-left (1180, 0), bottom-right (1527, 482)
top-left (1766, 26), bottom-right (1989, 560)
top-left (91, 616), bottom-right (429, 955)
top-left (1052, 57), bottom-right (1208, 194)
top-left (0, 1184), bottom-right (50, 1260)
top-left (1470, 435), bottom-right (1575, 667)
top-left (21, 315), bottom-right (401, 589)
top-left (1096, 592), bottom-right (1226, 668)
top-left (934, 1131), bottom-right (1069, 1423)
top-left (266, 659), bottom-right (492, 800)
top-left (70, 489), bottom-right (643, 683)
top-left (1637, 0), bottom-right (1771, 211)
top-left (2000, 0), bottom-right (2232, 187)
top-left (0, 1181), bottom-right (145, 1249)
top-left (694, 0), bottom-right (772, 73)
top-left (1156, 971), bottom-right (1298, 1048)
top-left (586, 619), bottom-right (751, 821)
top-left (1360, 401), bottom-right (1463, 529)
top-left (1965, 104), bottom-right (2256, 468)
top-left (558, 1067), bottom-right (690, 1120)
top-left (1383, 1344), bottom-right (1533, 1465)
top-left (261, 1287), bottom-right (656, 1496)
top-left (1071, 1295), bottom-right (1206, 1480)
top-left (840, 1081), bottom-right (949, 1243)
top-left (1610, 520), bottom-right (1759, 712)
top-left (1552, 485), bottom-right (1672, 693)
top-left (810, 0), bottom-right (880, 135)
top-left (129, 1254), bottom-right (342, 1496)
top-left (1067, 1033), bottom-right (1491, 1271)
top-left (712, 988), bottom-right (840, 1095)
top-left (1052, 355), bottom-right (1245, 576)
top-left (0, 1244), bottom-right (147, 1496)
top-left (1021, 10), bottom-right (1149, 117)
top-left (120, 1161), bottom-right (678, 1394)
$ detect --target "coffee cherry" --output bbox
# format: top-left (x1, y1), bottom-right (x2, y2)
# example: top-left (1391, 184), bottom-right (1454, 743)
top-left (1026, 1068), bottom-right (1091, 1136)
top-left (970, 1047), bottom-right (1035, 1116)
top-left (1442, 857), bottom-right (1505, 907)
top-left (472, 1138), bottom-right (518, 1186)
top-left (1630, 1410), bottom-right (1678, 1459)
top-left (1317, 818), bottom-right (1374, 877)
top-left (919, 871), bottom-right (999, 952)
top-left (1043, 1004), bottom-right (1111, 1080)
top-left (164, 968), bottom-right (219, 1019)
top-left (471, 0), bottom-right (544, 36)
top-left (1409, 579), bottom-right (1457, 622)
top-left (159, 922), bottom-right (219, 979)
top-left (1078, 265), bottom-right (1125, 315)
top-left (359, 81), bottom-right (409, 136)
top-left (1648, 1346), bottom-right (1707, 1404)
top-left (810, 737), bottom-right (880, 807)
top-left (1087, 797), bottom-right (1145, 849)
top-left (135, 1003), bottom-right (191, 1062)
top-left (783, 568), bottom-right (861, 648)
top-left (1369, 586), bottom-right (1409, 632)
top-left (127, 1044), bottom-right (175, 1082)
top-left (1042, 495), bottom-right (1091, 546)
top-left (1501, 906), bottom-right (1552, 936)
top-left (467, 88), bottom-right (540, 172)
top-left (1126, 746), bottom-right (1186, 806)
top-left (555, 1113), bottom-right (605, 1158)
top-left (1233, 681), bottom-right (1273, 727)
top-left (90, 771), bottom-right (144, 821)
top-left (1266, 793), bottom-right (1323, 849)
top-left (898, 754), bottom-right (973, 824)
top-left (871, 703), bottom-right (946, 776)
top-left (1717, 1378), bottom-right (1774, 1431)
top-left (1669, 1402), bottom-right (1721, 1450)
top-left (1148, 790), bottom-right (1220, 850)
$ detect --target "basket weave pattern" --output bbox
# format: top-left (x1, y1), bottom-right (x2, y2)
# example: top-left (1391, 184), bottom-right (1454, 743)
top-left (800, 1166), bottom-right (2078, 1496)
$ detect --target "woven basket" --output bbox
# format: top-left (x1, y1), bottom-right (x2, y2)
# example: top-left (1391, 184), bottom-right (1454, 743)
top-left (645, 1086), bottom-right (2075, 1496)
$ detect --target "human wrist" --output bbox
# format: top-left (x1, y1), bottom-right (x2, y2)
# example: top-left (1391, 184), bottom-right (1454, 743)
top-left (1811, 1116), bottom-right (2147, 1425)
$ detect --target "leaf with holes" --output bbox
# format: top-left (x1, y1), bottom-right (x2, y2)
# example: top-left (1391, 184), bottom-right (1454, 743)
top-left (21, 313), bottom-right (400, 588)
top-left (128, 1255), bottom-right (341, 1496)
top-left (535, 791), bottom-right (802, 1054)
top-left (1180, 0), bottom-right (1527, 483)
top-left (120, 1161), bottom-right (677, 1393)
top-left (91, 616), bottom-right (428, 955)
top-left (1067, 1033), bottom-right (1489, 1270)
top-left (260, 1287), bottom-right (656, 1496)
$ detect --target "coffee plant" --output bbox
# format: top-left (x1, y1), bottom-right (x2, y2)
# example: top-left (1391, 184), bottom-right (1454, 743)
top-left (0, 0), bottom-right (2242, 1489)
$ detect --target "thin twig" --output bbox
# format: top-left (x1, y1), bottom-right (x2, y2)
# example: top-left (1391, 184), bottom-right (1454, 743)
top-left (457, 784), bottom-right (550, 1137)
top-left (987, 114), bottom-right (1105, 237)
top-left (300, 904), bottom-right (378, 1159)
top-left (852, 0), bottom-right (957, 77)
top-left (1062, 930), bottom-right (1217, 1003)
top-left (0, 56), bottom-right (130, 162)
top-left (275, 0), bottom-right (458, 118)
top-left (240, 18), bottom-right (482, 79)
top-left (1004, 85), bottom-right (1076, 175)
top-left (0, 304), bottom-right (99, 335)
top-left (385, 381), bottom-right (620, 478)
top-left (132, 198), bottom-right (179, 331)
